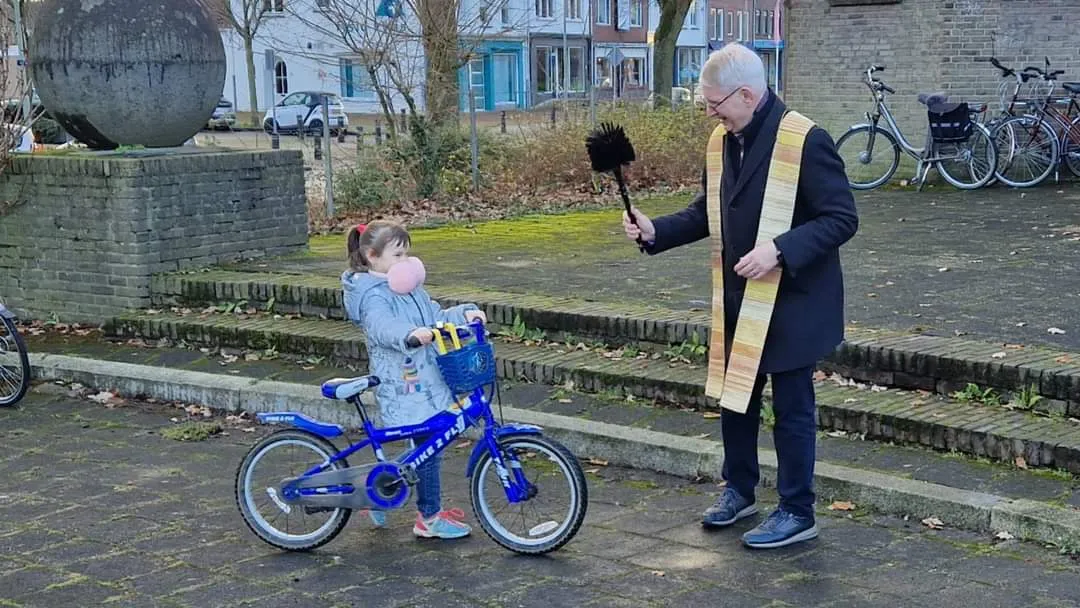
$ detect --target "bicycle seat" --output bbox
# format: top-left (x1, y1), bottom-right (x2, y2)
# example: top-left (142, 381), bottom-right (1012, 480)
top-left (917, 92), bottom-right (949, 107)
top-left (969, 103), bottom-right (987, 113)
top-left (1063, 82), bottom-right (1080, 94)
top-left (321, 375), bottom-right (381, 400)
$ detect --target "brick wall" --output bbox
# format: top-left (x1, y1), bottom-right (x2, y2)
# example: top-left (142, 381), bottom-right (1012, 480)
top-left (0, 150), bottom-right (307, 322)
top-left (785, 0), bottom-right (1080, 141)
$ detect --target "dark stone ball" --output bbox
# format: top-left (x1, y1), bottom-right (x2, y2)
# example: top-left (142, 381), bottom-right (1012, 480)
top-left (29, 0), bottom-right (226, 149)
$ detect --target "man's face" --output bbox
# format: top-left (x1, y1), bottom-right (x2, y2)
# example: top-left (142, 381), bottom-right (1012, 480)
top-left (702, 84), bottom-right (757, 133)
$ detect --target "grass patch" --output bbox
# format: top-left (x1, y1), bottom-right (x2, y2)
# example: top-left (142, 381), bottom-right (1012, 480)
top-left (160, 421), bottom-right (223, 442)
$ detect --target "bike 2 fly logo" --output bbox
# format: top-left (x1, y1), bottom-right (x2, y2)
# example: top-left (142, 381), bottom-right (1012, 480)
top-left (409, 413), bottom-right (468, 469)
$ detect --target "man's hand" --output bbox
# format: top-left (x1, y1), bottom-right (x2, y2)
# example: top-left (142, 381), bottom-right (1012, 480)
top-left (408, 327), bottom-right (434, 345)
top-left (464, 310), bottom-right (487, 324)
top-left (622, 206), bottom-right (657, 243)
top-left (734, 241), bottom-right (781, 280)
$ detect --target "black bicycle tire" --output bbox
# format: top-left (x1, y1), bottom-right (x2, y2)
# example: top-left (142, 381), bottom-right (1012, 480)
top-left (834, 125), bottom-right (901, 190)
top-left (0, 315), bottom-right (30, 407)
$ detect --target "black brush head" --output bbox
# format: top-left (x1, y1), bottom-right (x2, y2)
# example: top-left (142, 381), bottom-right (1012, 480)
top-left (585, 122), bottom-right (636, 173)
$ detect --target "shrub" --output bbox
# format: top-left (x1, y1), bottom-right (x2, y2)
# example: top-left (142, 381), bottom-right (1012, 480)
top-left (335, 154), bottom-right (408, 211)
top-left (495, 103), bottom-right (714, 195)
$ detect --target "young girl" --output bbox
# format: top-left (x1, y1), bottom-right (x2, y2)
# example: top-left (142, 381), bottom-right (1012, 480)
top-left (342, 220), bottom-right (486, 539)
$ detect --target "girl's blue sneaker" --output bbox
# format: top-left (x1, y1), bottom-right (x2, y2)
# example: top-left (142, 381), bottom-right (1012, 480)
top-left (413, 508), bottom-right (471, 539)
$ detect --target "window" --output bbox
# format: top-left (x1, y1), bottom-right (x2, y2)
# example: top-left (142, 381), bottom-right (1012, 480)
top-left (263, 0), bottom-right (284, 11)
top-left (566, 0), bottom-right (582, 20)
top-left (736, 10), bottom-right (745, 40)
top-left (726, 10), bottom-right (733, 36)
top-left (535, 0), bottom-right (552, 18)
top-left (274, 60), bottom-right (288, 95)
top-left (710, 7), bottom-right (723, 40)
top-left (677, 48), bottom-right (700, 86)
top-left (493, 53), bottom-right (518, 103)
top-left (501, 0), bottom-right (510, 23)
top-left (568, 47), bottom-right (584, 91)
top-left (339, 58), bottom-right (375, 99)
top-left (626, 58), bottom-right (644, 86)
top-left (685, 0), bottom-right (698, 27)
top-left (596, 56), bottom-right (611, 86)
top-left (535, 47), bottom-right (552, 92)
top-left (597, 0), bottom-right (610, 23)
top-left (767, 10), bottom-right (774, 37)
top-left (630, 0), bottom-right (642, 26)
top-left (316, 0), bottom-right (329, 7)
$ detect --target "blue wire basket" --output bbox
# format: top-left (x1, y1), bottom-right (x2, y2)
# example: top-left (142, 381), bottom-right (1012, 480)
top-left (435, 341), bottom-right (497, 394)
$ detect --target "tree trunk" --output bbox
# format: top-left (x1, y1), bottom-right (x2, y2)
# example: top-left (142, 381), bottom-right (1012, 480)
top-left (652, 0), bottom-right (691, 107)
top-left (417, 0), bottom-right (460, 130)
top-left (244, 36), bottom-right (260, 125)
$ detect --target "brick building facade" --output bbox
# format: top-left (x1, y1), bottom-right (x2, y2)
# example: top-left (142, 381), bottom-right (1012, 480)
top-left (785, 0), bottom-right (1080, 138)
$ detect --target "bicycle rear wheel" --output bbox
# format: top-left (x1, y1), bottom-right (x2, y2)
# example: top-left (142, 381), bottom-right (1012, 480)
top-left (834, 125), bottom-right (901, 190)
top-left (935, 123), bottom-right (998, 189)
top-left (1063, 115), bottom-right (1080, 179)
top-left (0, 313), bottom-right (30, 407)
top-left (992, 115), bottom-right (1058, 188)
top-left (235, 430), bottom-right (352, 551)
top-left (469, 434), bottom-right (587, 554)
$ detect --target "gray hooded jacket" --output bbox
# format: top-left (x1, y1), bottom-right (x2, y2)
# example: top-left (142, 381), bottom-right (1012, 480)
top-left (342, 270), bottom-right (479, 428)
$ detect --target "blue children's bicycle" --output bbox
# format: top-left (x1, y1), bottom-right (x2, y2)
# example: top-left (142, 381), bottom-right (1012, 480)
top-left (235, 319), bottom-right (588, 554)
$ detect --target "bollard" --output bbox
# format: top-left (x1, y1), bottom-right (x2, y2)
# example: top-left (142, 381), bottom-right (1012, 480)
top-left (337, 128), bottom-right (346, 143)
top-left (500, 110), bottom-right (507, 134)
top-left (356, 126), bottom-right (364, 152)
top-left (297, 114), bottom-right (304, 141)
top-left (400, 108), bottom-right (407, 133)
top-left (313, 136), bottom-right (322, 159)
top-left (271, 133), bottom-right (280, 150)
top-left (374, 120), bottom-right (382, 145)
top-left (550, 104), bottom-right (556, 128)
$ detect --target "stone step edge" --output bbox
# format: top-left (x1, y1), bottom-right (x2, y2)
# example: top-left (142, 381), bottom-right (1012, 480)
top-left (105, 312), bottom-right (1080, 474)
top-left (150, 271), bottom-right (1080, 405)
top-left (28, 351), bottom-right (1080, 549)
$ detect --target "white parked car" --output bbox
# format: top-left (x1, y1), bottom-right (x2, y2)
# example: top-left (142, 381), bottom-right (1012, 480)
top-left (263, 91), bottom-right (349, 137)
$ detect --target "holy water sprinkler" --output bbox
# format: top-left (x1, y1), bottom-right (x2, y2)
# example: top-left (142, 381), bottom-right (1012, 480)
top-left (585, 122), bottom-right (644, 249)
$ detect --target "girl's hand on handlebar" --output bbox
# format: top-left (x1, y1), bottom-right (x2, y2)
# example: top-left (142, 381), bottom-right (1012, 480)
top-left (408, 328), bottom-right (434, 347)
top-left (465, 310), bottom-right (487, 324)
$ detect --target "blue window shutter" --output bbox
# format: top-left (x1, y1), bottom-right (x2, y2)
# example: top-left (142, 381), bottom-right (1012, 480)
top-left (344, 62), bottom-right (355, 97)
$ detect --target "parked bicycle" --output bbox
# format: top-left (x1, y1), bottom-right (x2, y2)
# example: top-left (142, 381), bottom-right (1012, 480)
top-left (1000, 58), bottom-right (1080, 185)
top-left (0, 302), bottom-right (30, 407)
top-left (235, 319), bottom-right (588, 554)
top-left (835, 65), bottom-right (998, 191)
top-left (981, 57), bottom-right (1044, 187)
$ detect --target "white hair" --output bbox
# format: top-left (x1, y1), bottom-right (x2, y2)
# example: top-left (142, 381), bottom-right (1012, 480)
top-left (700, 43), bottom-right (767, 97)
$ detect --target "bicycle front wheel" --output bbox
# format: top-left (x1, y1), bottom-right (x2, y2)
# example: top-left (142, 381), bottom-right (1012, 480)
top-left (935, 123), bottom-right (998, 190)
top-left (470, 434), bottom-right (587, 554)
top-left (993, 115), bottom-right (1058, 188)
top-left (0, 314), bottom-right (30, 407)
top-left (235, 430), bottom-right (352, 551)
top-left (834, 125), bottom-right (901, 190)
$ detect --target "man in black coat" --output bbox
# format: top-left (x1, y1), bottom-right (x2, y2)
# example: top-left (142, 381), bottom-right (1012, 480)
top-left (623, 43), bottom-right (858, 549)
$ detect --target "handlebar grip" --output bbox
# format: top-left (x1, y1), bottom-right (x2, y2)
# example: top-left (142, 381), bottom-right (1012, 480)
top-left (1053, 70), bottom-right (1066, 76)
top-left (871, 65), bottom-right (885, 72)
top-left (1025, 66), bottom-right (1044, 74)
top-left (405, 336), bottom-right (422, 348)
top-left (882, 84), bottom-right (895, 94)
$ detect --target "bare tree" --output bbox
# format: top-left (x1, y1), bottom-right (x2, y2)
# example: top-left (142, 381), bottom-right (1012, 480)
top-left (282, 0), bottom-right (521, 131)
top-left (220, 0), bottom-right (270, 119)
top-left (651, 0), bottom-right (691, 106)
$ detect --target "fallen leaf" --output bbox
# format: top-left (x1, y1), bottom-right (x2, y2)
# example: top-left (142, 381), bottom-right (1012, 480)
top-left (651, 570), bottom-right (666, 577)
top-left (1004, 343), bottom-right (1024, 349)
top-left (828, 501), bottom-right (857, 511)
top-left (586, 457), bottom-right (609, 466)
top-left (703, 412), bottom-right (722, 419)
top-left (938, 267), bottom-right (950, 272)
top-left (921, 517), bottom-right (945, 530)
top-left (454, 440), bottom-right (473, 449)
top-left (584, 468), bottom-right (600, 474)
top-left (826, 430), bottom-right (848, 438)
top-left (244, 353), bottom-right (261, 361)
top-left (692, 433), bottom-right (711, 439)
top-left (1048, 327), bottom-right (1067, 335)
top-left (1015, 456), bottom-right (1028, 470)
top-left (242, 427), bottom-right (256, 433)
top-left (1056, 355), bottom-right (1074, 364)
top-left (991, 351), bottom-right (1007, 359)
top-left (557, 398), bottom-right (572, 404)
top-left (995, 530), bottom-right (1015, 540)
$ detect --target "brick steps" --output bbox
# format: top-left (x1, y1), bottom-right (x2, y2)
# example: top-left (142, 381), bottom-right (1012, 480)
top-left (105, 310), bottom-right (1080, 474)
top-left (150, 270), bottom-right (1080, 413)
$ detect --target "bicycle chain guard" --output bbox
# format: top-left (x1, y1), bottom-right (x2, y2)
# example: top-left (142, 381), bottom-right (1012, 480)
top-left (282, 461), bottom-right (409, 510)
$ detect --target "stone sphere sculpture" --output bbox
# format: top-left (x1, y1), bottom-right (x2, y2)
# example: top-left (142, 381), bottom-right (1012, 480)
top-left (29, 0), bottom-right (226, 149)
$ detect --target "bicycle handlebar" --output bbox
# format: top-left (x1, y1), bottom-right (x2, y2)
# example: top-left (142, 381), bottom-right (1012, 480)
top-left (406, 320), bottom-right (488, 350)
